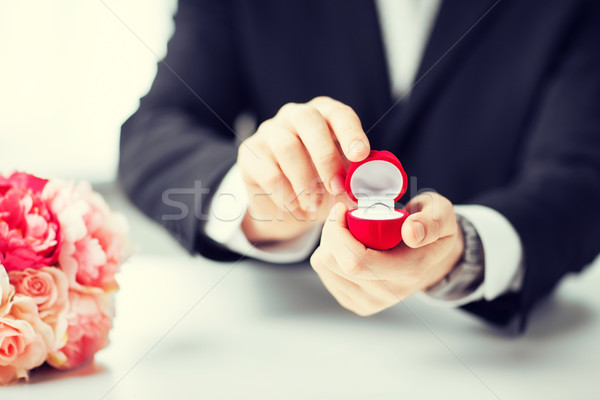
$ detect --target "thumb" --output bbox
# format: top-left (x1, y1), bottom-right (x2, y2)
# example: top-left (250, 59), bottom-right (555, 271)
top-left (401, 193), bottom-right (457, 248)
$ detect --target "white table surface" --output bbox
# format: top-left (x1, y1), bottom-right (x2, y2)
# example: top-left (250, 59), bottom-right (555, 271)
top-left (2, 184), bottom-right (599, 400)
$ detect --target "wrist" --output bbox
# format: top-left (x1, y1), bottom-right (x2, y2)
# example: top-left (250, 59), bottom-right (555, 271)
top-left (425, 215), bottom-right (485, 299)
top-left (241, 209), bottom-right (315, 245)
top-left (424, 227), bottom-right (464, 290)
top-left (241, 210), bottom-right (273, 244)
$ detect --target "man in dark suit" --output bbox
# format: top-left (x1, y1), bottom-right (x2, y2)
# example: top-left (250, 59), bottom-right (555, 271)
top-left (119, 0), bottom-right (600, 329)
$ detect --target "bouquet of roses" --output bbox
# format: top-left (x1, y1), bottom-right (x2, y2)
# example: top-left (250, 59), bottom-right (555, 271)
top-left (0, 172), bottom-right (129, 385)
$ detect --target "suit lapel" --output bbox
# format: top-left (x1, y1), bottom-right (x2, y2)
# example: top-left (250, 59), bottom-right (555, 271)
top-left (383, 0), bottom-right (503, 148)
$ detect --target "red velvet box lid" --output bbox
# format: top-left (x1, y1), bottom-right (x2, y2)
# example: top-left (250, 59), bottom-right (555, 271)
top-left (344, 150), bottom-right (407, 204)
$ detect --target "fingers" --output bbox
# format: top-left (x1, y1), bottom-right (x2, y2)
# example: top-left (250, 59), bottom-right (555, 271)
top-left (238, 139), bottom-right (302, 213)
top-left (238, 97), bottom-right (368, 229)
top-left (402, 192), bottom-right (458, 248)
top-left (310, 246), bottom-right (396, 316)
top-left (266, 126), bottom-right (320, 210)
top-left (281, 103), bottom-right (347, 195)
top-left (322, 203), bottom-right (370, 275)
top-left (321, 203), bottom-right (389, 281)
top-left (310, 252), bottom-right (361, 312)
top-left (309, 97), bottom-right (371, 162)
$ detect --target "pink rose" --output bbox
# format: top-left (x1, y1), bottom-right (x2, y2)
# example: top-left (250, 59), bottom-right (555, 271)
top-left (0, 296), bottom-right (53, 385)
top-left (43, 181), bottom-right (128, 292)
top-left (0, 267), bottom-right (14, 318)
top-left (9, 267), bottom-right (69, 351)
top-left (48, 292), bottom-right (114, 370)
top-left (0, 172), bottom-right (48, 195)
top-left (0, 173), bottom-right (62, 272)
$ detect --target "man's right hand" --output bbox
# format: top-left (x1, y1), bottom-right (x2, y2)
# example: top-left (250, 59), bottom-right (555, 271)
top-left (237, 96), bottom-right (371, 244)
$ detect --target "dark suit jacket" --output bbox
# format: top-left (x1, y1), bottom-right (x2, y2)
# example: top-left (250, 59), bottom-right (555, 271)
top-left (119, 0), bottom-right (600, 329)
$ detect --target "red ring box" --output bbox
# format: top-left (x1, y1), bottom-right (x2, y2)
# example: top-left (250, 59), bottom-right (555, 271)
top-left (345, 150), bottom-right (409, 250)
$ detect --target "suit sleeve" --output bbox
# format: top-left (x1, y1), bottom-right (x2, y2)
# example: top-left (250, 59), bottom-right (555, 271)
top-left (118, 0), bottom-right (243, 260)
top-left (462, 2), bottom-right (600, 329)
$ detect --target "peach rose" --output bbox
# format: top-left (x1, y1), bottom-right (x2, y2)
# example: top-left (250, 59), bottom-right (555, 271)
top-left (8, 267), bottom-right (69, 351)
top-left (0, 267), bottom-right (14, 318)
top-left (48, 292), bottom-right (114, 370)
top-left (0, 296), bottom-right (53, 385)
top-left (43, 181), bottom-right (129, 292)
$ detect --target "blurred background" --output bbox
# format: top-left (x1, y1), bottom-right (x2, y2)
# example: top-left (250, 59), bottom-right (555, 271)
top-left (0, 0), bottom-right (176, 182)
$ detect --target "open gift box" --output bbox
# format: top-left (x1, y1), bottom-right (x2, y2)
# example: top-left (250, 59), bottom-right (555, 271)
top-left (345, 150), bottom-right (409, 250)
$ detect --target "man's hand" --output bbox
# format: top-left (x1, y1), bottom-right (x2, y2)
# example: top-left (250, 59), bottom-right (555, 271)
top-left (310, 193), bottom-right (464, 316)
top-left (238, 96), bottom-right (370, 243)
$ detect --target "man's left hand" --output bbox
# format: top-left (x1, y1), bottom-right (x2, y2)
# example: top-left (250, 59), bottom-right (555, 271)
top-left (310, 193), bottom-right (464, 316)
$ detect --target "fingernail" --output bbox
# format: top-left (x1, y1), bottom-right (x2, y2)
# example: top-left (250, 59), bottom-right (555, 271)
top-left (329, 175), bottom-right (345, 195)
top-left (412, 221), bottom-right (425, 243)
top-left (348, 140), bottom-right (367, 158)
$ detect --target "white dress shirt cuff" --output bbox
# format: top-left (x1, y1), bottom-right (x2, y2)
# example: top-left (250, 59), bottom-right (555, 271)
top-left (204, 164), bottom-right (321, 263)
